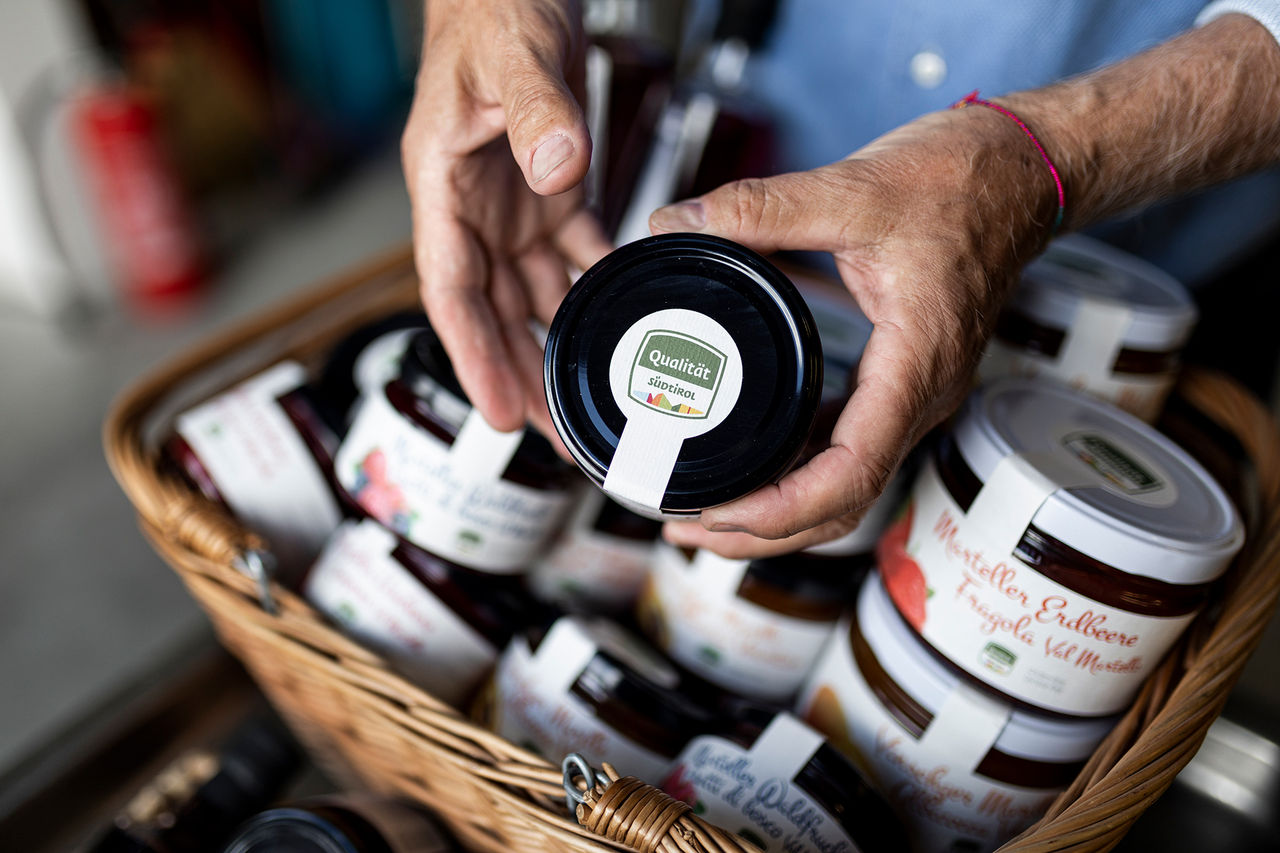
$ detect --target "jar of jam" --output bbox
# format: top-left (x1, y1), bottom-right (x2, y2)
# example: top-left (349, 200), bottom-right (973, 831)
top-left (491, 614), bottom-right (717, 784)
top-left (336, 329), bottom-right (578, 574)
top-left (662, 705), bottom-right (907, 853)
top-left (222, 794), bottom-right (454, 853)
top-left (637, 543), bottom-right (865, 703)
top-left (314, 310), bottom-right (432, 429)
top-left (163, 360), bottom-right (345, 582)
top-left (979, 235), bottom-right (1198, 422)
top-left (303, 519), bottom-right (544, 707)
top-left (528, 488), bottom-right (663, 613)
top-left (878, 378), bottom-right (1242, 716)
top-left (544, 233), bottom-right (823, 520)
top-left (797, 573), bottom-right (1116, 853)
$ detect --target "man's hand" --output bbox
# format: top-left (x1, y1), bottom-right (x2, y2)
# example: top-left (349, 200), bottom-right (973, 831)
top-left (402, 0), bottom-right (611, 437)
top-left (654, 12), bottom-right (1280, 559)
top-left (652, 106), bottom-right (1058, 558)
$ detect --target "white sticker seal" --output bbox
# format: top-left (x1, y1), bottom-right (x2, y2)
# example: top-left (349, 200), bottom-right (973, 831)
top-left (603, 309), bottom-right (743, 512)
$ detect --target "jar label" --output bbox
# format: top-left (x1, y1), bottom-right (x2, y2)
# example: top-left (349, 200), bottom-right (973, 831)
top-left (638, 546), bottom-right (835, 702)
top-left (492, 620), bottom-right (671, 783)
top-left (663, 715), bottom-right (858, 853)
top-left (335, 390), bottom-right (572, 572)
top-left (797, 613), bottom-right (1058, 853)
top-left (882, 458), bottom-right (1194, 715)
top-left (979, 294), bottom-right (1174, 423)
top-left (303, 520), bottom-right (496, 706)
top-left (604, 309), bottom-right (744, 514)
top-left (530, 490), bottom-right (657, 611)
top-left (176, 361), bottom-right (341, 576)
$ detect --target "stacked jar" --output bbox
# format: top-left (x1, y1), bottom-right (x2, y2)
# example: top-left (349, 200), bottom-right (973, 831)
top-left (799, 378), bottom-right (1243, 851)
top-left (978, 235), bottom-right (1198, 423)
top-left (163, 360), bottom-right (347, 583)
top-left (302, 326), bottom-right (577, 707)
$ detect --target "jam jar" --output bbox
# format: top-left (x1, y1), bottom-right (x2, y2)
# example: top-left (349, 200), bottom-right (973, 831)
top-left (164, 360), bottom-right (345, 582)
top-left (544, 233), bottom-right (823, 520)
top-left (302, 519), bottom-right (544, 707)
top-left (979, 235), bottom-right (1198, 422)
top-left (662, 705), bottom-right (908, 853)
top-left (336, 328), bottom-right (578, 574)
top-left (314, 310), bottom-right (432, 429)
top-left (797, 573), bottom-right (1116, 853)
top-left (877, 378), bottom-right (1242, 716)
top-left (222, 794), bottom-right (454, 853)
top-left (637, 542), bottom-right (866, 703)
top-left (490, 614), bottom-right (717, 784)
top-left (528, 488), bottom-right (663, 614)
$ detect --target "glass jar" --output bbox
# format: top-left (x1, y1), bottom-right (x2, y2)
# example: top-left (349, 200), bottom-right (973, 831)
top-left (163, 360), bottom-right (345, 582)
top-left (490, 614), bottom-right (717, 784)
top-left (637, 542), bottom-right (865, 703)
top-left (544, 233), bottom-right (823, 520)
top-left (336, 329), bottom-right (578, 574)
top-left (528, 488), bottom-right (663, 613)
top-left (314, 310), bottom-right (432, 429)
top-left (222, 794), bottom-right (454, 853)
top-left (302, 519), bottom-right (544, 707)
top-left (797, 573), bottom-right (1116, 853)
top-left (662, 705), bottom-right (907, 853)
top-left (979, 235), bottom-right (1198, 422)
top-left (878, 378), bottom-right (1242, 716)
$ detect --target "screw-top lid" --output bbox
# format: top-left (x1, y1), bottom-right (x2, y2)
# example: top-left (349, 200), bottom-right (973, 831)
top-left (544, 234), bottom-right (823, 518)
top-left (951, 378), bottom-right (1243, 585)
top-left (859, 573), bottom-right (1114, 761)
top-left (1010, 235), bottom-right (1198, 351)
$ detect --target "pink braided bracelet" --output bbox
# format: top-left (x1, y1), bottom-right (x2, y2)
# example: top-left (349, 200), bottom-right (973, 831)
top-left (952, 90), bottom-right (1065, 235)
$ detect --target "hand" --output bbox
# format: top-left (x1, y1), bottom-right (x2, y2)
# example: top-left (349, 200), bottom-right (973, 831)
top-left (402, 0), bottom-right (612, 437)
top-left (652, 105), bottom-right (1060, 558)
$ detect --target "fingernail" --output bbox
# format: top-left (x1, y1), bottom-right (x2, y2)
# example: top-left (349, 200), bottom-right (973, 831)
top-left (651, 200), bottom-right (706, 232)
top-left (531, 134), bottom-right (574, 184)
top-left (708, 522), bottom-right (747, 534)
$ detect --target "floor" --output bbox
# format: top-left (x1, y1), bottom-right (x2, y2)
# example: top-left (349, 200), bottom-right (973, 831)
top-left (0, 147), bottom-right (414, 775)
top-left (1, 141), bottom-right (1278, 831)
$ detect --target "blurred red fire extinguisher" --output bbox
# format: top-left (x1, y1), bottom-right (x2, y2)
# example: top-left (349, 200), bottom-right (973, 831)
top-left (70, 83), bottom-right (203, 306)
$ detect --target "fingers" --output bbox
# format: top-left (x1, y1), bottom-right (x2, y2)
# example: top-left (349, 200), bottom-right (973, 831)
top-left (648, 167), bottom-right (861, 255)
top-left (554, 207), bottom-right (613, 272)
top-left (697, 312), bottom-right (938, 542)
top-left (417, 214), bottom-right (527, 433)
top-left (662, 514), bottom-right (866, 560)
top-left (501, 52), bottom-right (592, 195)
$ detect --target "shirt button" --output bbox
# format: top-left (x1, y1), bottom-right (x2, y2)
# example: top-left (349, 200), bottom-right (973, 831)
top-left (909, 50), bottom-right (947, 89)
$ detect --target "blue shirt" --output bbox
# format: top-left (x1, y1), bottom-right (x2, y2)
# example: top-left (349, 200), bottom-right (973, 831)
top-left (744, 0), bottom-right (1280, 284)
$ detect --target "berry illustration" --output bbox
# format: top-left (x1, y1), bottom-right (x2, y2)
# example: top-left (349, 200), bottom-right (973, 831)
top-left (877, 507), bottom-right (928, 630)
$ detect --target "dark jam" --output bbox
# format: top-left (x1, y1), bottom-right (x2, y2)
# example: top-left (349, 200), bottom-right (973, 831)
top-left (666, 704), bottom-right (909, 853)
top-left (848, 609), bottom-right (1086, 790)
top-left (388, 331), bottom-right (576, 494)
top-left (993, 308), bottom-right (1181, 376)
top-left (934, 435), bottom-right (1213, 617)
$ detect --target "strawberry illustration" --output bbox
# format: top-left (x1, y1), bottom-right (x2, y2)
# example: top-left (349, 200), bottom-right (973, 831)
top-left (661, 764), bottom-right (699, 808)
top-left (877, 506), bottom-right (928, 630)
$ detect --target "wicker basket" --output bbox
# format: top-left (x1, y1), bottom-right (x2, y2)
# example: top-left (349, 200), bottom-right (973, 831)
top-left (105, 246), bottom-right (1280, 853)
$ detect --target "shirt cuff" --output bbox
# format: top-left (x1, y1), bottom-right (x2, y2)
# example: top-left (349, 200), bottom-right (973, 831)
top-left (1197, 0), bottom-right (1280, 45)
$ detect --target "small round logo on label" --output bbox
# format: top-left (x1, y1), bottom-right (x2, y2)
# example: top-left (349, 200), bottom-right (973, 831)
top-left (603, 309), bottom-right (744, 512)
top-left (629, 330), bottom-right (727, 419)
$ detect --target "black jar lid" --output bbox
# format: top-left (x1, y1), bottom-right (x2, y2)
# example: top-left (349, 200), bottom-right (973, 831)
top-left (544, 233), bottom-right (823, 516)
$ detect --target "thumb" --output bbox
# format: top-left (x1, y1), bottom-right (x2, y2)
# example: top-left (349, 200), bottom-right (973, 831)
top-left (648, 171), bottom-right (851, 254)
top-left (502, 55), bottom-right (592, 196)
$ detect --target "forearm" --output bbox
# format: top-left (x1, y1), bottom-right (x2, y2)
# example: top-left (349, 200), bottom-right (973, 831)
top-left (1003, 13), bottom-right (1280, 231)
